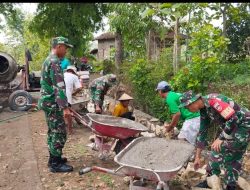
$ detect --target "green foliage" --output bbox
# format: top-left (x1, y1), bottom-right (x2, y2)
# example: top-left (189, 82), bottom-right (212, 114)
top-left (217, 59), bottom-right (250, 80)
top-left (226, 3), bottom-right (250, 62)
top-left (30, 3), bottom-right (107, 57)
top-left (2, 13), bottom-right (50, 71)
top-left (108, 3), bottom-right (156, 58)
top-left (92, 60), bottom-right (103, 72)
top-left (4, 7), bottom-right (25, 36)
top-left (232, 74), bottom-right (250, 86)
top-left (0, 3), bottom-right (17, 30)
top-left (208, 81), bottom-right (250, 110)
top-left (172, 24), bottom-right (230, 93)
top-left (102, 59), bottom-right (115, 75)
top-left (121, 52), bottom-right (174, 121)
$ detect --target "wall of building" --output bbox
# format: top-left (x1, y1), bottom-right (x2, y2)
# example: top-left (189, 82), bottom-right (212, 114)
top-left (97, 39), bottom-right (115, 61)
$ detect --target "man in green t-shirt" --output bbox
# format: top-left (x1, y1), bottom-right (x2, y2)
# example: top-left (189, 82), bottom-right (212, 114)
top-left (156, 81), bottom-right (200, 145)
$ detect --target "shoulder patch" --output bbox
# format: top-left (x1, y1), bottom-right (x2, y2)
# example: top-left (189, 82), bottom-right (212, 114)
top-left (208, 98), bottom-right (235, 119)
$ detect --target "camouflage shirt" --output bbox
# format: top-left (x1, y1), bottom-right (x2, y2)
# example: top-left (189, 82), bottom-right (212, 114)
top-left (39, 53), bottom-right (68, 111)
top-left (197, 93), bottom-right (250, 149)
top-left (89, 75), bottom-right (112, 105)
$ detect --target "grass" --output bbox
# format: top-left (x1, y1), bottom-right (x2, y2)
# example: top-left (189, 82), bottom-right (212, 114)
top-left (75, 144), bottom-right (87, 155)
top-left (100, 174), bottom-right (114, 188)
top-left (232, 74), bottom-right (250, 86)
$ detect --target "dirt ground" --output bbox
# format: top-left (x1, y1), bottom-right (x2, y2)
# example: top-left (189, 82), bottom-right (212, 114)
top-left (0, 109), bottom-right (190, 190)
top-left (0, 108), bottom-right (128, 190)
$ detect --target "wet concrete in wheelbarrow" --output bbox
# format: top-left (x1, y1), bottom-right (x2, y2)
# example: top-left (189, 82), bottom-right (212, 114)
top-left (117, 138), bottom-right (195, 171)
top-left (87, 113), bottom-right (148, 131)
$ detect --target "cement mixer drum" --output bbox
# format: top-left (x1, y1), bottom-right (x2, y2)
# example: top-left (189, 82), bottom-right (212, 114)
top-left (0, 52), bottom-right (18, 84)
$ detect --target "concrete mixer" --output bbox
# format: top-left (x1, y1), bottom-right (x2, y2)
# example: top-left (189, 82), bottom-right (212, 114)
top-left (0, 51), bottom-right (40, 112)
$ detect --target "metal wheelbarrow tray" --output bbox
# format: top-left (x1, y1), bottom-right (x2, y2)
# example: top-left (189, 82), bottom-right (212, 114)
top-left (86, 113), bottom-right (148, 139)
top-left (79, 137), bottom-right (194, 190)
top-left (71, 96), bottom-right (90, 111)
top-left (114, 137), bottom-right (195, 182)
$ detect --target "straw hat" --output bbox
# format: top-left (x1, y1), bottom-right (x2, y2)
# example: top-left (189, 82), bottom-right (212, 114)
top-left (118, 93), bottom-right (133, 101)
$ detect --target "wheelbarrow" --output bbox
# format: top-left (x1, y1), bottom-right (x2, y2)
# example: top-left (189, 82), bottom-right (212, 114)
top-left (79, 137), bottom-right (195, 190)
top-left (71, 94), bottom-right (90, 112)
top-left (70, 111), bottom-right (148, 160)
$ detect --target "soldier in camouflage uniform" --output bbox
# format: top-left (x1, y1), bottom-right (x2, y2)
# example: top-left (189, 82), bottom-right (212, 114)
top-left (179, 90), bottom-right (250, 190)
top-left (89, 74), bottom-right (117, 114)
top-left (38, 36), bottom-right (74, 173)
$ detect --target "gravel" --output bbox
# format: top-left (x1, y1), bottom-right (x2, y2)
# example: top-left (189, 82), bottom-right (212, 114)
top-left (117, 137), bottom-right (194, 171)
top-left (87, 113), bottom-right (148, 131)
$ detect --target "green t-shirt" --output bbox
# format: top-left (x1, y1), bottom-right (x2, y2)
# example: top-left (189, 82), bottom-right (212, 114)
top-left (166, 91), bottom-right (200, 120)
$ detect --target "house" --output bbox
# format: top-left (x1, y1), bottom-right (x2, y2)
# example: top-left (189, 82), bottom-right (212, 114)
top-left (93, 32), bottom-right (116, 61)
top-left (146, 30), bottom-right (188, 61)
top-left (93, 30), bottom-right (188, 61)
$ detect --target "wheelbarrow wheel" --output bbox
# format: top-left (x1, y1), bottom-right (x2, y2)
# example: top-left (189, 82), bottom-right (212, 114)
top-left (8, 90), bottom-right (32, 111)
top-left (114, 137), bottom-right (136, 155)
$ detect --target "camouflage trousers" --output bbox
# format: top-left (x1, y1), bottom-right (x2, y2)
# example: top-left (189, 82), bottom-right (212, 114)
top-left (90, 87), bottom-right (104, 109)
top-left (206, 125), bottom-right (250, 187)
top-left (44, 109), bottom-right (67, 157)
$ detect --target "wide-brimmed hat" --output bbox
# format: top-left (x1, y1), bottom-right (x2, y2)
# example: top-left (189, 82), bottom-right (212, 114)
top-left (179, 90), bottom-right (202, 108)
top-left (118, 93), bottom-right (133, 101)
top-left (66, 65), bottom-right (77, 74)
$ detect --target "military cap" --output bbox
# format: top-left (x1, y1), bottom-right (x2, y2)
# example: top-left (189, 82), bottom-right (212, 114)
top-left (179, 90), bottom-right (202, 108)
top-left (51, 36), bottom-right (73, 48)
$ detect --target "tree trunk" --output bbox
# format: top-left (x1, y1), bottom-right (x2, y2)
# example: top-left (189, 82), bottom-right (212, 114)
top-left (115, 29), bottom-right (123, 72)
top-left (186, 8), bottom-right (192, 63)
top-left (147, 29), bottom-right (154, 61)
top-left (173, 17), bottom-right (180, 74)
top-left (221, 3), bottom-right (227, 37)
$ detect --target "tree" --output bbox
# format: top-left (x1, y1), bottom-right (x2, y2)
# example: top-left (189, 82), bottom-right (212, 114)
top-left (30, 3), bottom-right (108, 56)
top-left (142, 3), bottom-right (192, 73)
top-left (0, 3), bottom-right (20, 30)
top-left (108, 3), bottom-right (156, 70)
top-left (2, 9), bottom-right (50, 70)
top-left (225, 3), bottom-right (250, 62)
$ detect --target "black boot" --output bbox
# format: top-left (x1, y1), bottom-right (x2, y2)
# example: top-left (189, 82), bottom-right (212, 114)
top-left (49, 156), bottom-right (73, 173)
top-left (195, 180), bottom-right (209, 188)
top-left (225, 185), bottom-right (236, 190)
top-left (48, 153), bottom-right (68, 167)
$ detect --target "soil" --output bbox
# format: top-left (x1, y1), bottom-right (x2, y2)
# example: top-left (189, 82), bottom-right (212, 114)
top-left (118, 138), bottom-right (194, 171)
top-left (88, 113), bottom-right (148, 130)
top-left (0, 109), bottom-right (190, 190)
top-left (0, 108), bottom-right (129, 190)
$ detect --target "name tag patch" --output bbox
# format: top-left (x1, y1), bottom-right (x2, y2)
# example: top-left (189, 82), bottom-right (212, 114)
top-left (209, 99), bottom-right (235, 119)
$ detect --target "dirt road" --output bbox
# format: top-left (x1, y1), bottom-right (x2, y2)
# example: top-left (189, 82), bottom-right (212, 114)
top-left (0, 109), bottom-right (43, 190)
top-left (0, 106), bottom-right (132, 190)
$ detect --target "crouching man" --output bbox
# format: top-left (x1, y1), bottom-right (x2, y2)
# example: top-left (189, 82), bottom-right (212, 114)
top-left (180, 90), bottom-right (250, 190)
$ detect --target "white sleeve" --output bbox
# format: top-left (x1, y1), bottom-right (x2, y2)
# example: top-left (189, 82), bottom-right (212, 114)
top-left (73, 75), bottom-right (81, 89)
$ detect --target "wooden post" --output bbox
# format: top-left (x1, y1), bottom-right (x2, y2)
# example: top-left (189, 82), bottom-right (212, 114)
top-left (115, 30), bottom-right (123, 73)
top-left (173, 18), bottom-right (180, 74)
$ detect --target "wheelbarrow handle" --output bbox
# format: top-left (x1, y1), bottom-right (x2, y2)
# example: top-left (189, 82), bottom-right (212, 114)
top-left (79, 167), bottom-right (92, 175)
top-left (79, 166), bottom-right (125, 177)
top-left (69, 108), bottom-right (92, 128)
